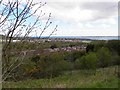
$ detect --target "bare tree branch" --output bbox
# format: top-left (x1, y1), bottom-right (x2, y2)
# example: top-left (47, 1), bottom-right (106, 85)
top-left (1, 0), bottom-right (58, 81)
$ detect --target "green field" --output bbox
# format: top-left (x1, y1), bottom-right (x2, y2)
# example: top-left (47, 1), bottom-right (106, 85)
top-left (3, 66), bottom-right (119, 88)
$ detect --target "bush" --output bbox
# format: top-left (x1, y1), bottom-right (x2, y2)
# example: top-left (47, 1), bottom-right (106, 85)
top-left (111, 52), bottom-right (120, 65)
top-left (86, 44), bottom-right (94, 53)
top-left (64, 51), bottom-right (85, 62)
top-left (75, 52), bottom-right (98, 70)
top-left (31, 55), bottom-right (40, 63)
top-left (93, 41), bottom-right (106, 52)
top-left (106, 40), bottom-right (120, 55)
top-left (29, 52), bottom-right (73, 78)
top-left (50, 44), bottom-right (57, 49)
top-left (96, 47), bottom-right (112, 68)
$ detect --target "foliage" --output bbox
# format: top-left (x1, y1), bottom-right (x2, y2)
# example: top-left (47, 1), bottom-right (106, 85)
top-left (111, 52), bottom-right (120, 65)
top-left (3, 66), bottom-right (119, 88)
top-left (24, 52), bottom-right (73, 79)
top-left (106, 40), bottom-right (120, 55)
top-left (96, 47), bottom-right (112, 68)
top-left (31, 55), bottom-right (40, 63)
top-left (92, 40), bottom-right (106, 52)
top-left (75, 52), bottom-right (98, 71)
top-left (64, 51), bottom-right (85, 62)
top-left (50, 44), bottom-right (57, 49)
top-left (3, 39), bottom-right (120, 81)
top-left (86, 44), bottom-right (94, 53)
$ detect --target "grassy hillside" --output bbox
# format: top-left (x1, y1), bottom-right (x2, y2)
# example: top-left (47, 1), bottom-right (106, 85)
top-left (3, 66), bottom-right (119, 88)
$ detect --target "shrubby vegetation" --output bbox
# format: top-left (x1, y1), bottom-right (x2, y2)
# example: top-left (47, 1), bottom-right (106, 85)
top-left (3, 66), bottom-right (119, 88)
top-left (4, 40), bottom-right (120, 81)
top-left (75, 52), bottom-right (98, 71)
top-left (30, 52), bottom-right (73, 79)
top-left (96, 47), bottom-right (112, 68)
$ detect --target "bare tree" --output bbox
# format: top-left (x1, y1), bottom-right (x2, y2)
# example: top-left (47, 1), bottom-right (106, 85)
top-left (0, 0), bottom-right (57, 82)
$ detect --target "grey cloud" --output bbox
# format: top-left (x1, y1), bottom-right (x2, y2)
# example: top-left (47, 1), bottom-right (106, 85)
top-left (47, 2), bottom-right (79, 9)
top-left (118, 2), bottom-right (120, 16)
top-left (44, 2), bottom-right (117, 22)
top-left (81, 2), bottom-right (117, 10)
top-left (81, 2), bottom-right (118, 21)
top-left (48, 2), bottom-right (117, 13)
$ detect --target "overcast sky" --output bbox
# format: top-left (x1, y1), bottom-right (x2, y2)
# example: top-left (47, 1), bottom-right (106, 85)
top-left (36, 0), bottom-right (118, 36)
top-left (0, 0), bottom-right (119, 36)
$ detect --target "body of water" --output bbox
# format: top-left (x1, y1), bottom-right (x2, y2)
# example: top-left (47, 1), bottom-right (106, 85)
top-left (47, 36), bottom-right (120, 40)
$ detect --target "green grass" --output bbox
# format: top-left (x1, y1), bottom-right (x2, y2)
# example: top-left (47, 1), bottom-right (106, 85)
top-left (2, 66), bottom-right (119, 88)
